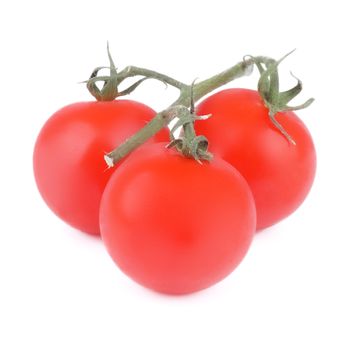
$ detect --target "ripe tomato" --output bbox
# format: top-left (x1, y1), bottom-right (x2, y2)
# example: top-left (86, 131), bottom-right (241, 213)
top-left (195, 88), bottom-right (316, 230)
top-left (33, 100), bottom-right (168, 235)
top-left (100, 143), bottom-right (256, 294)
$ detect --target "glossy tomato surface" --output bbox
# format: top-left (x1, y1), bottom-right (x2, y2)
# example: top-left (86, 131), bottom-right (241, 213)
top-left (195, 88), bottom-right (316, 230)
top-left (100, 143), bottom-right (256, 294)
top-left (33, 100), bottom-right (168, 235)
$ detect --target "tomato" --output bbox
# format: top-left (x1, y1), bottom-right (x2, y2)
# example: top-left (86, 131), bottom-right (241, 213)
top-left (195, 88), bottom-right (316, 230)
top-left (99, 143), bottom-right (256, 294)
top-left (33, 100), bottom-right (168, 235)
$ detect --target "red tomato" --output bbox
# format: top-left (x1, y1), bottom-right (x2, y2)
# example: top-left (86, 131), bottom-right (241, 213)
top-left (195, 88), bottom-right (316, 230)
top-left (33, 100), bottom-right (168, 235)
top-left (100, 143), bottom-right (256, 294)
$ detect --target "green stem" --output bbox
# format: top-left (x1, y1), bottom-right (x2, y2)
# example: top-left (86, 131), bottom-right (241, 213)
top-left (194, 61), bottom-right (252, 100)
top-left (105, 56), bottom-right (273, 166)
top-left (104, 107), bottom-right (180, 167)
top-left (117, 66), bottom-right (187, 90)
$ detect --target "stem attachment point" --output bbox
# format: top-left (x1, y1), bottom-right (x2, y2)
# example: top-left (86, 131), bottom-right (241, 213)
top-left (85, 42), bottom-right (120, 101)
top-left (253, 51), bottom-right (314, 144)
top-left (167, 84), bottom-right (212, 163)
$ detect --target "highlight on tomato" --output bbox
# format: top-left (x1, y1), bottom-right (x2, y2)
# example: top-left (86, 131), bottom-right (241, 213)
top-left (99, 143), bottom-right (256, 294)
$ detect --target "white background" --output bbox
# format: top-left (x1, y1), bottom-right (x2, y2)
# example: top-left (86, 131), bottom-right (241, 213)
top-left (1, 1), bottom-right (349, 349)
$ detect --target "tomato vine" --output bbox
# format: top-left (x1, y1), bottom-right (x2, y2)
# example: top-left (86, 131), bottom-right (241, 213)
top-left (84, 44), bottom-right (313, 166)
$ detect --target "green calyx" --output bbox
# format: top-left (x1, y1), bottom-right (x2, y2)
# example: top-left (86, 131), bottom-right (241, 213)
top-left (167, 112), bottom-right (213, 163)
top-left (84, 43), bottom-right (148, 101)
top-left (167, 100), bottom-right (212, 163)
top-left (253, 50), bottom-right (314, 144)
top-left (166, 82), bottom-right (212, 163)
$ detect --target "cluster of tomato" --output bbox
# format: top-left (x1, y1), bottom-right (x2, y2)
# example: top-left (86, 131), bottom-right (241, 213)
top-left (33, 54), bottom-right (316, 295)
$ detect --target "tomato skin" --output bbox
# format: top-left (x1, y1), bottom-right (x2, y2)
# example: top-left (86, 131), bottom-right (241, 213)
top-left (100, 143), bottom-right (256, 294)
top-left (195, 88), bottom-right (316, 230)
top-left (33, 100), bottom-right (167, 235)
